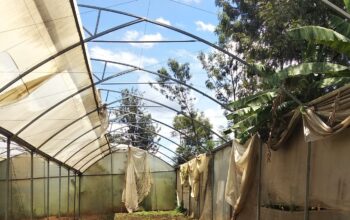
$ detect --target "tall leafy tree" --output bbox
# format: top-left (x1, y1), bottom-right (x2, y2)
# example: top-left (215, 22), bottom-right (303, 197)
top-left (226, 1), bottom-right (350, 144)
top-left (152, 59), bottom-right (214, 163)
top-left (199, 0), bottom-right (345, 105)
top-left (108, 88), bottom-right (160, 153)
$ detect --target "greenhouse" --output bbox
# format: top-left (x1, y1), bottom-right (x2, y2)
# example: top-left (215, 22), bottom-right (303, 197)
top-left (0, 0), bottom-right (349, 220)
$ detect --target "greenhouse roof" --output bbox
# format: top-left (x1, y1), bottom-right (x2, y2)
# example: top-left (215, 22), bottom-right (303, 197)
top-left (0, 0), bottom-right (237, 173)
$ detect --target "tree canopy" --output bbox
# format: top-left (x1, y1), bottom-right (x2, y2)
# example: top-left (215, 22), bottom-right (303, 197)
top-left (108, 88), bottom-right (160, 153)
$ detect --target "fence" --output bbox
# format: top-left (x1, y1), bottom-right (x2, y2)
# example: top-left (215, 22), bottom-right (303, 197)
top-left (176, 125), bottom-right (350, 220)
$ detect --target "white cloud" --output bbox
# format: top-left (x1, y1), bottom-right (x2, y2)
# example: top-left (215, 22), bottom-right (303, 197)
top-left (90, 46), bottom-right (158, 70)
top-left (123, 30), bottom-right (164, 49)
top-left (123, 30), bottom-right (139, 41)
top-left (155, 17), bottom-right (171, 26)
top-left (195, 20), bottom-right (215, 32)
top-left (203, 106), bottom-right (227, 134)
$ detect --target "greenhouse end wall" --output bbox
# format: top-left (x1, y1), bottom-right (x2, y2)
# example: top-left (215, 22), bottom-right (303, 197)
top-left (0, 151), bottom-right (176, 219)
top-left (80, 152), bottom-right (176, 215)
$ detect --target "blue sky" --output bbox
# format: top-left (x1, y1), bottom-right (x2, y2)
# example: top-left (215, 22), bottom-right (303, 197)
top-left (77, 0), bottom-right (228, 163)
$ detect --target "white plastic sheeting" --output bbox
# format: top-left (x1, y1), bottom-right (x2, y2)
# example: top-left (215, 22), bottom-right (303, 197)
top-left (0, 0), bottom-right (108, 171)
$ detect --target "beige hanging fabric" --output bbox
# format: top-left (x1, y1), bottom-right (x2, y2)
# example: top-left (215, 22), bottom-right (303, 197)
top-left (179, 153), bottom-right (211, 200)
top-left (179, 163), bottom-right (189, 186)
top-left (302, 85), bottom-right (350, 142)
top-left (268, 84), bottom-right (350, 149)
top-left (225, 134), bottom-right (259, 219)
top-left (122, 147), bottom-right (152, 213)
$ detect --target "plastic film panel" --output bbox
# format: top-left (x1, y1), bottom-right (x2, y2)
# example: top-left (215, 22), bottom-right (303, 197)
top-left (18, 87), bottom-right (96, 151)
top-left (64, 137), bottom-right (108, 167)
top-left (38, 111), bottom-right (100, 152)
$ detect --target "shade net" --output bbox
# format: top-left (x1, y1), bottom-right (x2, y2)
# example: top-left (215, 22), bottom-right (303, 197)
top-left (0, 0), bottom-right (108, 171)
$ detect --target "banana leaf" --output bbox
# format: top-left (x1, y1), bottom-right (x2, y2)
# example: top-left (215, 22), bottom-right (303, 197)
top-left (344, 0), bottom-right (350, 13)
top-left (274, 62), bottom-right (350, 81)
top-left (228, 90), bottom-right (277, 110)
top-left (288, 26), bottom-right (350, 56)
top-left (329, 15), bottom-right (350, 37)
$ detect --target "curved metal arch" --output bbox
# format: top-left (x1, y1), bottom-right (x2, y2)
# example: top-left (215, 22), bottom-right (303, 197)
top-left (110, 115), bottom-right (210, 152)
top-left (0, 5), bottom-right (249, 138)
top-left (107, 128), bottom-right (188, 161)
top-left (65, 123), bottom-right (183, 168)
top-left (108, 113), bottom-right (193, 144)
top-left (62, 137), bottom-right (102, 163)
top-left (50, 125), bottom-right (101, 156)
top-left (52, 112), bottom-right (134, 161)
top-left (73, 143), bottom-right (109, 168)
top-left (76, 142), bottom-right (178, 171)
top-left (36, 97), bottom-right (131, 150)
top-left (92, 58), bottom-right (231, 111)
top-left (80, 146), bottom-right (176, 173)
top-left (78, 4), bottom-right (250, 68)
top-left (106, 120), bottom-right (182, 149)
top-left (13, 68), bottom-right (137, 138)
top-left (102, 89), bottom-right (228, 143)
top-left (13, 64), bottom-right (227, 146)
top-left (35, 94), bottom-right (205, 165)
top-left (0, 18), bottom-right (144, 94)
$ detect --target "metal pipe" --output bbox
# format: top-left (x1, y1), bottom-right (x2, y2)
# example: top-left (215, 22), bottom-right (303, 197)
top-left (5, 137), bottom-right (10, 220)
top-left (0, 18), bottom-right (144, 94)
top-left (65, 139), bottom-right (104, 164)
top-left (109, 130), bottom-right (188, 161)
top-left (92, 58), bottom-right (231, 112)
top-left (304, 142), bottom-right (312, 220)
top-left (94, 10), bottom-right (101, 35)
top-left (211, 154), bottom-right (215, 220)
top-left (321, 0), bottom-right (350, 20)
top-left (52, 125), bottom-right (101, 157)
top-left (0, 128), bottom-right (81, 175)
top-left (91, 40), bottom-right (197, 43)
top-left (78, 148), bottom-right (111, 171)
top-left (59, 165), bottom-right (61, 219)
top-left (102, 61), bottom-right (107, 80)
top-left (257, 139), bottom-right (262, 220)
top-left (14, 68), bottom-right (136, 137)
top-left (79, 145), bottom-right (176, 172)
top-left (111, 153), bottom-right (114, 212)
top-left (73, 173), bottom-right (76, 220)
top-left (31, 151), bottom-right (34, 220)
top-left (47, 159), bottom-right (50, 219)
top-left (72, 143), bottom-right (109, 168)
top-left (78, 174), bottom-right (82, 220)
top-left (78, 4), bottom-right (250, 68)
top-left (67, 170), bottom-right (70, 216)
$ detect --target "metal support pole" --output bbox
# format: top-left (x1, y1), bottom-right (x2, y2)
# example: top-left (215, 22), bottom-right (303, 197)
top-left (58, 165), bottom-right (61, 219)
top-left (78, 175), bottom-right (82, 220)
top-left (304, 142), bottom-right (312, 220)
top-left (5, 137), bottom-right (10, 220)
top-left (31, 151), bottom-right (34, 220)
top-left (67, 170), bottom-right (70, 216)
top-left (189, 186), bottom-right (192, 216)
top-left (73, 172), bottom-right (77, 219)
top-left (94, 10), bottom-right (101, 35)
top-left (111, 153), bottom-right (114, 212)
top-left (47, 159), bottom-right (50, 219)
top-left (257, 140), bottom-right (262, 220)
top-left (211, 155), bottom-right (215, 220)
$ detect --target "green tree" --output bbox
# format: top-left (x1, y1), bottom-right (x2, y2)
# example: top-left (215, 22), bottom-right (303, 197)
top-left (108, 88), bottom-right (160, 152)
top-left (199, 0), bottom-right (345, 104)
top-left (226, 1), bottom-right (350, 144)
top-left (153, 59), bottom-right (214, 163)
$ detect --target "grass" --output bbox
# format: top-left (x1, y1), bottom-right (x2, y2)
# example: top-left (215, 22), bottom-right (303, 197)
top-left (114, 210), bottom-right (192, 219)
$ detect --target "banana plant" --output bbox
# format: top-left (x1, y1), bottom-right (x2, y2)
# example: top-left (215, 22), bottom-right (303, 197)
top-left (226, 0), bottom-right (350, 144)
